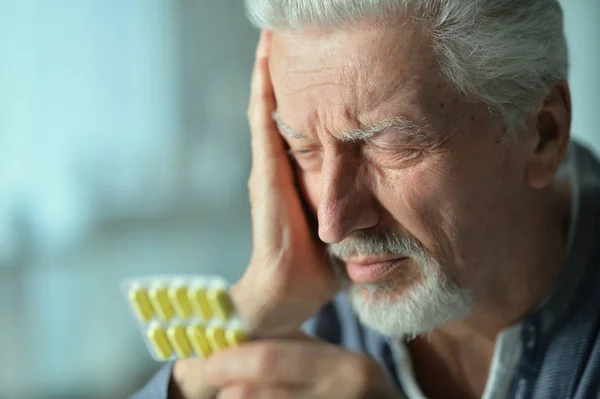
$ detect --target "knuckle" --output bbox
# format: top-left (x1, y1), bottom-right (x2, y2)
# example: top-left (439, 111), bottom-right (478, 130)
top-left (254, 345), bottom-right (279, 375)
top-left (247, 173), bottom-right (258, 199)
top-left (247, 105), bottom-right (261, 127)
top-left (218, 384), bottom-right (256, 399)
top-left (246, 108), bottom-right (254, 123)
top-left (247, 186), bottom-right (257, 207)
top-left (234, 385), bottom-right (256, 399)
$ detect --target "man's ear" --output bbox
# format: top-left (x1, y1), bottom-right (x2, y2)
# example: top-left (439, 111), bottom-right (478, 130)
top-left (526, 81), bottom-right (572, 189)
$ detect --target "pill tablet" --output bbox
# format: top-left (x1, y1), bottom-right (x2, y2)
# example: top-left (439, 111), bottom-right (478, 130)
top-left (150, 285), bottom-right (175, 322)
top-left (147, 324), bottom-right (173, 360)
top-left (129, 285), bottom-right (154, 322)
top-left (169, 285), bottom-right (193, 319)
top-left (188, 286), bottom-right (213, 321)
top-left (208, 288), bottom-right (234, 321)
top-left (226, 327), bottom-right (247, 348)
top-left (123, 275), bottom-right (249, 361)
top-left (187, 324), bottom-right (213, 358)
top-left (206, 325), bottom-right (228, 351)
top-left (168, 325), bottom-right (193, 358)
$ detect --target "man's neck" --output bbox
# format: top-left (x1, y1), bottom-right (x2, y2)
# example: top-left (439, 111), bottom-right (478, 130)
top-left (407, 329), bottom-right (495, 399)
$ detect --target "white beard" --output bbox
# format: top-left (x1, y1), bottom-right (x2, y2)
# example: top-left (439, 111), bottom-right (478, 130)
top-left (344, 260), bottom-right (474, 339)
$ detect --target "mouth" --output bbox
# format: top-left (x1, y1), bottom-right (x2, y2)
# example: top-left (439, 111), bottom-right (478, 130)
top-left (343, 255), bottom-right (408, 284)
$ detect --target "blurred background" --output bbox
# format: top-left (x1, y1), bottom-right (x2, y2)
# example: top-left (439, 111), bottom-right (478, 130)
top-left (0, 1), bottom-right (598, 398)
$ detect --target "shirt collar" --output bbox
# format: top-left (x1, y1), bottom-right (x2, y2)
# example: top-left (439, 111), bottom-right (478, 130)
top-left (527, 142), bottom-right (600, 334)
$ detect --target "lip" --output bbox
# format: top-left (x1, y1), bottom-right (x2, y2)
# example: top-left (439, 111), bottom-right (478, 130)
top-left (344, 256), bottom-right (408, 283)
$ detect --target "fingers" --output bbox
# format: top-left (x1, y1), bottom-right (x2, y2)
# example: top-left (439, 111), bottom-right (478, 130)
top-left (255, 30), bottom-right (273, 59)
top-left (217, 384), bottom-right (307, 399)
top-left (204, 340), bottom-right (335, 387)
top-left (248, 30), bottom-right (294, 188)
top-left (204, 340), bottom-right (393, 398)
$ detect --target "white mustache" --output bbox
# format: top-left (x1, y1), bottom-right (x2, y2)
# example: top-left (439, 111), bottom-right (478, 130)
top-left (326, 233), bottom-right (429, 261)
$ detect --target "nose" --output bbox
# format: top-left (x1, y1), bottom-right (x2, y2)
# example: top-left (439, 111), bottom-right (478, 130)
top-left (317, 150), bottom-right (380, 243)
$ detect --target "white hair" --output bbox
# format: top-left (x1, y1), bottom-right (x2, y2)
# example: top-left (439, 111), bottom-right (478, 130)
top-left (245, 0), bottom-right (569, 133)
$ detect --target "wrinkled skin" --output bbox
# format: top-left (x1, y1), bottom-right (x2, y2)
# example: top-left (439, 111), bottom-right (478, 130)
top-left (171, 21), bottom-right (571, 399)
top-left (270, 23), bottom-right (565, 309)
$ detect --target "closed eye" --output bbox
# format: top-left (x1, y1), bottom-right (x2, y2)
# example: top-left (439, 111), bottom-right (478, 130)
top-left (292, 148), bottom-right (315, 155)
top-left (289, 149), bottom-right (317, 164)
top-left (288, 147), bottom-right (322, 171)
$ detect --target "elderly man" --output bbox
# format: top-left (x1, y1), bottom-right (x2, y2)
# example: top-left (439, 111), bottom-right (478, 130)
top-left (135, 0), bottom-right (600, 398)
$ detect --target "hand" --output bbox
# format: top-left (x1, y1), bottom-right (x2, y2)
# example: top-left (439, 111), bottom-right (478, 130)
top-left (169, 31), bottom-right (339, 399)
top-left (170, 359), bottom-right (217, 399)
top-left (232, 30), bottom-right (338, 336)
top-left (204, 335), bottom-right (404, 399)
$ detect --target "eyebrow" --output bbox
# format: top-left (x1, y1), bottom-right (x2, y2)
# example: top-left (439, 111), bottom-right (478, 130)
top-left (272, 111), bottom-right (428, 143)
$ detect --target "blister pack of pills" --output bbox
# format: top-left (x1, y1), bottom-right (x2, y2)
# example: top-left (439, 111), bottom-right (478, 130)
top-left (123, 275), bottom-right (249, 361)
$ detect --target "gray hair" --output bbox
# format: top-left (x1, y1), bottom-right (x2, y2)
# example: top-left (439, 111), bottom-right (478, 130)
top-left (245, 0), bottom-right (569, 133)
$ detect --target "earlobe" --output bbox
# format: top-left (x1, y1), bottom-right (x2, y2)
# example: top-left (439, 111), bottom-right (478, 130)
top-left (526, 151), bottom-right (560, 190)
top-left (526, 82), bottom-right (571, 190)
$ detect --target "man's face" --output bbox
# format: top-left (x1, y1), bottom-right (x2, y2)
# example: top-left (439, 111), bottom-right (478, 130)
top-left (269, 24), bottom-right (535, 337)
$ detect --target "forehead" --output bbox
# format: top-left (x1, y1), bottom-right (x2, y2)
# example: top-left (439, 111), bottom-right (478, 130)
top-left (269, 23), bottom-right (440, 137)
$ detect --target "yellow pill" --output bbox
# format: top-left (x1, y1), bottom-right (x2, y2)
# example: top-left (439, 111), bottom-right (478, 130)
top-left (128, 286), bottom-right (154, 321)
top-left (208, 288), bottom-right (234, 321)
top-left (206, 326), bottom-right (228, 351)
top-left (147, 325), bottom-right (173, 360)
top-left (188, 287), bottom-right (212, 321)
top-left (169, 286), bottom-right (193, 319)
top-left (167, 325), bottom-right (193, 358)
top-left (187, 324), bottom-right (213, 358)
top-left (150, 285), bottom-right (175, 321)
top-left (225, 328), bottom-right (247, 348)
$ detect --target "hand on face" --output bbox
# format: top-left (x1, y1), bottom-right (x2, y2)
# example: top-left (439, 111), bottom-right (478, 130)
top-left (231, 30), bottom-right (339, 336)
top-left (170, 32), bottom-right (342, 399)
top-left (204, 333), bottom-right (405, 399)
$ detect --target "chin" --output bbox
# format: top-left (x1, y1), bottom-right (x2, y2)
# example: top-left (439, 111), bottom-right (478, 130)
top-left (346, 272), bottom-right (474, 339)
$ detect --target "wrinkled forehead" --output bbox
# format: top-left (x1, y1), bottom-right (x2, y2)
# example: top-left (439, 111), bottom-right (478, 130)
top-left (269, 24), bottom-right (442, 132)
top-left (273, 25), bottom-right (432, 86)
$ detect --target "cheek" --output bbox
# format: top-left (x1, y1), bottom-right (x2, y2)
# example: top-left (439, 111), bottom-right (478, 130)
top-left (373, 152), bottom-right (493, 274)
top-left (378, 162), bottom-right (455, 255)
top-left (384, 149), bottom-right (522, 284)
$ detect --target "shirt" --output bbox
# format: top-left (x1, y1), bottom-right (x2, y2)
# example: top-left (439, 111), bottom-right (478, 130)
top-left (132, 141), bottom-right (600, 399)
